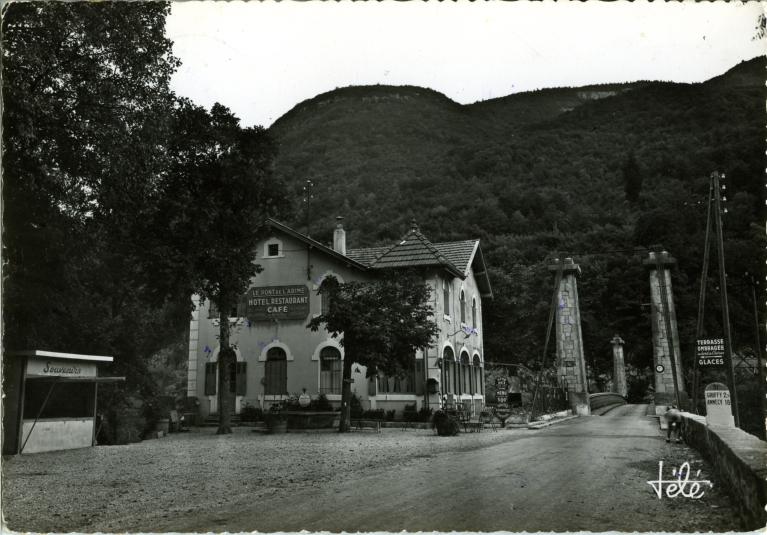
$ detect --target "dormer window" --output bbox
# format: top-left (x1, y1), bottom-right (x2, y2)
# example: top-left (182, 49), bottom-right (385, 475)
top-left (263, 238), bottom-right (283, 258)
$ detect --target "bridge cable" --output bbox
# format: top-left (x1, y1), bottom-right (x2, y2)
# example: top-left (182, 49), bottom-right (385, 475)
top-left (691, 180), bottom-right (714, 414)
top-left (530, 260), bottom-right (564, 421)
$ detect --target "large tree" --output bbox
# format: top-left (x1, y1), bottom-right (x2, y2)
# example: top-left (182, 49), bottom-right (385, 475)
top-left (2, 2), bottom-right (183, 372)
top-left (2, 3), bottom-right (289, 436)
top-left (307, 273), bottom-right (438, 432)
top-left (141, 101), bottom-right (289, 434)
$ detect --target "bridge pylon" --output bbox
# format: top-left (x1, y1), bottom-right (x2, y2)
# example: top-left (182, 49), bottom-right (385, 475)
top-left (548, 257), bottom-right (590, 415)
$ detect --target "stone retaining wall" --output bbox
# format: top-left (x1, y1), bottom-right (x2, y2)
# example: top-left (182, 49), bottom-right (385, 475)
top-left (680, 412), bottom-right (767, 530)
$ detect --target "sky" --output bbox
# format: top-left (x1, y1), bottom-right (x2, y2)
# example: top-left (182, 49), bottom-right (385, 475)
top-left (166, 2), bottom-right (766, 128)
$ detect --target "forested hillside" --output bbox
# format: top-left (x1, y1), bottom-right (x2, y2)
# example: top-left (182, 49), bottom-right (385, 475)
top-left (269, 56), bottom-right (765, 430)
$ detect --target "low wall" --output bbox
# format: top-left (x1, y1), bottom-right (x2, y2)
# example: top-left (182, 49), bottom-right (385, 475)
top-left (680, 412), bottom-right (767, 530)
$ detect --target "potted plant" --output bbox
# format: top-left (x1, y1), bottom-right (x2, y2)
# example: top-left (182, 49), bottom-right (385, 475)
top-left (265, 403), bottom-right (287, 434)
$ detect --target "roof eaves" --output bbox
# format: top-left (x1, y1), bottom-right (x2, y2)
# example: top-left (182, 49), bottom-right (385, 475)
top-left (266, 218), bottom-right (369, 271)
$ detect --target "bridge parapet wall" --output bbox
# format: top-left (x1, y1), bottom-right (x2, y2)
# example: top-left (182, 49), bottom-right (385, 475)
top-left (680, 412), bottom-right (766, 530)
top-left (588, 392), bottom-right (626, 412)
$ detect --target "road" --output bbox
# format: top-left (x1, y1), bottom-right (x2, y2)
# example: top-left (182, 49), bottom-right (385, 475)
top-left (158, 404), bottom-right (739, 533)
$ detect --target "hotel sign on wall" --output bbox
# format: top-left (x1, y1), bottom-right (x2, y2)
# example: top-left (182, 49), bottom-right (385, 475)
top-left (246, 285), bottom-right (310, 321)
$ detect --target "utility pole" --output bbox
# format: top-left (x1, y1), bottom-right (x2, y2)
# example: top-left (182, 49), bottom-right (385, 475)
top-left (712, 171), bottom-right (740, 428)
top-left (303, 179), bottom-right (314, 280)
top-left (748, 274), bottom-right (766, 438)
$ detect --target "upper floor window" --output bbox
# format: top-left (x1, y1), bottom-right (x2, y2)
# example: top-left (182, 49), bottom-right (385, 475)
top-left (263, 238), bottom-right (283, 258)
top-left (443, 279), bottom-right (451, 317)
top-left (472, 297), bottom-right (477, 328)
top-left (460, 290), bottom-right (466, 324)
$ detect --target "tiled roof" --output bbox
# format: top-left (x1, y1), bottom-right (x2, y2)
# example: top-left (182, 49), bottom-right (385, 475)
top-left (347, 224), bottom-right (464, 278)
top-left (346, 246), bottom-right (390, 266)
top-left (433, 240), bottom-right (478, 276)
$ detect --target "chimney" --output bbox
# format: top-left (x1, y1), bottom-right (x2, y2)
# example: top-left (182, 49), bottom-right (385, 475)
top-left (333, 216), bottom-right (346, 255)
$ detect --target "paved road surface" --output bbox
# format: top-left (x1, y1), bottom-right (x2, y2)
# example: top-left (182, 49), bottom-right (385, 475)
top-left (158, 404), bottom-right (739, 533)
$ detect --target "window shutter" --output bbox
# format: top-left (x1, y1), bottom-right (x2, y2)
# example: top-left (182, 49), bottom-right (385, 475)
top-left (415, 360), bottom-right (424, 395)
top-left (204, 363), bottom-right (216, 395)
top-left (208, 301), bottom-right (219, 320)
top-left (236, 362), bottom-right (247, 395)
top-left (236, 297), bottom-right (247, 318)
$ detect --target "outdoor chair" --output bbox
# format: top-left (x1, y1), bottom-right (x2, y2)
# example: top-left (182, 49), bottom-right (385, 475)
top-left (480, 410), bottom-right (497, 431)
top-left (466, 413), bottom-right (483, 433)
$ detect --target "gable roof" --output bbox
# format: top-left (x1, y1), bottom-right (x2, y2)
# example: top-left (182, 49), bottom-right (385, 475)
top-left (346, 223), bottom-right (464, 280)
top-left (432, 240), bottom-right (478, 276)
top-left (268, 218), bottom-right (492, 298)
top-left (266, 219), bottom-right (369, 271)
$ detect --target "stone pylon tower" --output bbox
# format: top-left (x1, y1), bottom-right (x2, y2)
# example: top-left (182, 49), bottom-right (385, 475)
top-left (643, 250), bottom-right (685, 413)
top-left (610, 335), bottom-right (628, 398)
top-left (549, 257), bottom-right (590, 415)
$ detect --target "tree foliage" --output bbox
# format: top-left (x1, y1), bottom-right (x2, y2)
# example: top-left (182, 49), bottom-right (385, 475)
top-left (272, 57), bottom-right (765, 435)
top-left (2, 3), bottom-right (289, 437)
top-left (307, 273), bottom-right (439, 431)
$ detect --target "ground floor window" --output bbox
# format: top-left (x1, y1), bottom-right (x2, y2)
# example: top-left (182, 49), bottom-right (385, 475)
top-left (319, 347), bottom-right (342, 395)
top-left (265, 347), bottom-right (287, 395)
top-left (443, 347), bottom-right (456, 394)
top-left (473, 355), bottom-right (483, 395)
top-left (461, 352), bottom-right (471, 394)
top-left (376, 354), bottom-right (423, 394)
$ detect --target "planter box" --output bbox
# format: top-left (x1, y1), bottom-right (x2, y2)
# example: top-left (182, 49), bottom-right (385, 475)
top-left (285, 411), bottom-right (341, 430)
top-left (265, 415), bottom-right (288, 434)
top-left (154, 418), bottom-right (170, 434)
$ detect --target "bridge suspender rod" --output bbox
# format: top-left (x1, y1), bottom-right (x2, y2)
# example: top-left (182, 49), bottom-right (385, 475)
top-left (531, 260), bottom-right (564, 420)
top-left (691, 181), bottom-right (714, 414)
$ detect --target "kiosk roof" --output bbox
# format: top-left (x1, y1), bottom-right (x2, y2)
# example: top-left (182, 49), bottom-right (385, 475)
top-left (5, 350), bottom-right (113, 363)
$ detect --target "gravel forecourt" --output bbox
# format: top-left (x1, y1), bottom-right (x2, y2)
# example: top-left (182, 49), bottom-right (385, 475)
top-left (3, 426), bottom-right (520, 533)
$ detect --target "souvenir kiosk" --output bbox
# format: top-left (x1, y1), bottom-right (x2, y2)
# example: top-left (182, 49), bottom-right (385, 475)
top-left (2, 350), bottom-right (124, 454)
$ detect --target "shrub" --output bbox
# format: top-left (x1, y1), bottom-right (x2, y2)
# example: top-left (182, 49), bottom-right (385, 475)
top-left (385, 409), bottom-right (396, 421)
top-left (350, 393), bottom-right (363, 418)
top-left (433, 410), bottom-right (460, 436)
top-left (240, 405), bottom-right (263, 423)
top-left (311, 393), bottom-right (334, 412)
top-left (417, 407), bottom-right (433, 422)
top-left (361, 408), bottom-right (385, 420)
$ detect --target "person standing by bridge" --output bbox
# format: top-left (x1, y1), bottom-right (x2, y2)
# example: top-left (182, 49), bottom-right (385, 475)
top-left (665, 405), bottom-right (683, 443)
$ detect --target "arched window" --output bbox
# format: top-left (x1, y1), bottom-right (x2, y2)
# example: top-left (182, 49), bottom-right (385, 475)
top-left (473, 355), bottom-right (483, 395)
top-left (460, 352), bottom-right (471, 394)
top-left (321, 285), bottom-right (331, 316)
top-left (471, 297), bottom-right (477, 328)
top-left (443, 279), bottom-right (451, 317)
top-left (265, 347), bottom-right (287, 395)
top-left (460, 290), bottom-right (466, 324)
top-left (443, 347), bottom-right (455, 394)
top-left (319, 347), bottom-right (342, 394)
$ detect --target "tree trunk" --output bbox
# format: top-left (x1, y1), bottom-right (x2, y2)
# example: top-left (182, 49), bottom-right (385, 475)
top-left (217, 307), bottom-right (233, 435)
top-left (339, 354), bottom-right (353, 432)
